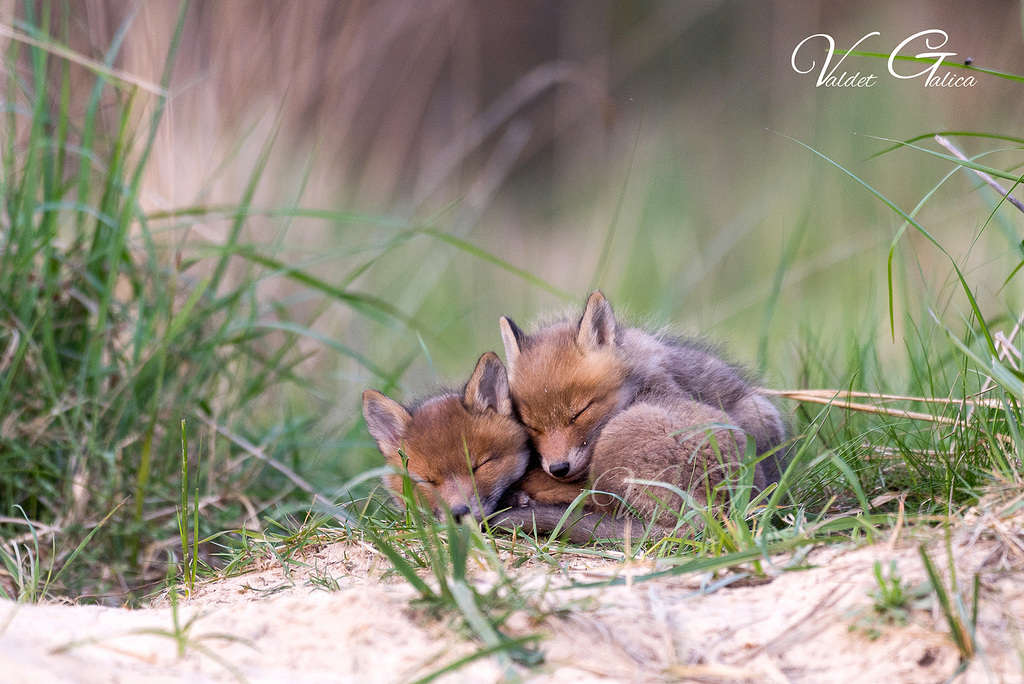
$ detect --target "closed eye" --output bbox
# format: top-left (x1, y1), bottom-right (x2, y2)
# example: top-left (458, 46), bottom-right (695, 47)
top-left (568, 400), bottom-right (595, 425)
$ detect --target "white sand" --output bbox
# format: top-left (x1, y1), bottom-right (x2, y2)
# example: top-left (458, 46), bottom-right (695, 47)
top-left (2, 502), bottom-right (1022, 683)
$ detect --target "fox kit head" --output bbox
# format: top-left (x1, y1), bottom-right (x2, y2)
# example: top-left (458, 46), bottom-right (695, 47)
top-left (362, 352), bottom-right (530, 519)
top-left (501, 292), bottom-right (628, 482)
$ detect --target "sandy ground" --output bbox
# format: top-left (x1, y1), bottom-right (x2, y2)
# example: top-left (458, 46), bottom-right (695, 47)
top-left (2, 499), bottom-right (1023, 683)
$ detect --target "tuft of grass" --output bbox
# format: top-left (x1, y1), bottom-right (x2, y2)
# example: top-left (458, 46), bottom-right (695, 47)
top-left (176, 420), bottom-right (202, 596)
top-left (357, 474), bottom-right (547, 679)
top-left (846, 559), bottom-right (931, 640)
top-left (867, 559), bottom-right (912, 628)
top-left (0, 2), bottom-right (411, 601)
top-left (920, 536), bottom-right (981, 668)
top-left (0, 500), bottom-right (123, 602)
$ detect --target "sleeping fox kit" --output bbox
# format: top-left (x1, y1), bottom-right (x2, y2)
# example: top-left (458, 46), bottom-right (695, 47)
top-left (362, 351), bottom-right (578, 519)
top-left (492, 394), bottom-right (750, 538)
top-left (361, 292), bottom-right (786, 540)
top-left (362, 352), bottom-right (530, 519)
top-left (500, 291), bottom-right (786, 490)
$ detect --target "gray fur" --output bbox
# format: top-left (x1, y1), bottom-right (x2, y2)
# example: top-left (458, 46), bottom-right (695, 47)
top-left (486, 504), bottom-right (663, 544)
top-left (362, 390), bottom-right (411, 455)
top-left (464, 351), bottom-right (513, 416)
top-left (505, 293), bottom-right (789, 486)
top-left (615, 325), bottom-right (789, 485)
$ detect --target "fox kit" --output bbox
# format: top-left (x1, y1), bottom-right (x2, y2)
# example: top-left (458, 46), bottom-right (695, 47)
top-left (500, 291), bottom-right (786, 488)
top-left (362, 352), bottom-right (534, 519)
top-left (492, 396), bottom-right (748, 536)
top-left (362, 301), bottom-right (766, 542)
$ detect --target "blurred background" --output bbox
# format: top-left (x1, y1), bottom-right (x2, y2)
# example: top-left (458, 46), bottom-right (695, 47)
top-left (51, 0), bottom-right (1024, 480)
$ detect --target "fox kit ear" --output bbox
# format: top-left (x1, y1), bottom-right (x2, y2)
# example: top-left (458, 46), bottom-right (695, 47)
top-left (577, 291), bottom-right (616, 350)
top-left (464, 351), bottom-right (513, 416)
top-left (362, 389), bottom-right (412, 455)
top-left (499, 317), bottom-right (524, 370)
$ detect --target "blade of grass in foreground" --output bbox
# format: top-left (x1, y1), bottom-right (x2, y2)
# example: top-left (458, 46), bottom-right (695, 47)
top-left (864, 134), bottom-right (1024, 185)
top-left (869, 131), bottom-right (1024, 159)
top-left (839, 50), bottom-right (1024, 85)
top-left (409, 634), bottom-right (543, 684)
top-left (777, 132), bottom-right (997, 356)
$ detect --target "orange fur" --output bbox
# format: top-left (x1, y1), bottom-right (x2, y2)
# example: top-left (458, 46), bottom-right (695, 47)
top-left (499, 291), bottom-right (779, 527)
top-left (501, 316), bottom-right (627, 482)
top-left (362, 352), bottom-right (531, 518)
top-left (514, 468), bottom-right (586, 505)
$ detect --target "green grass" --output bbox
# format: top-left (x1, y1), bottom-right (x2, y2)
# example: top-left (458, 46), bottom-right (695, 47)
top-left (361, 491), bottom-right (546, 676)
top-left (0, 3), bottom-right (415, 601)
top-left (0, 11), bottom-right (1022, 683)
top-left (919, 537), bottom-right (981, 668)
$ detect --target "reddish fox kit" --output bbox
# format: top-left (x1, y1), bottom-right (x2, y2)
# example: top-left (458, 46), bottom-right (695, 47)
top-left (362, 349), bottom-right (748, 540)
top-left (362, 292), bottom-right (775, 540)
top-left (494, 396), bottom-right (749, 534)
top-left (499, 291), bottom-right (786, 490)
top-left (362, 352), bottom-right (577, 519)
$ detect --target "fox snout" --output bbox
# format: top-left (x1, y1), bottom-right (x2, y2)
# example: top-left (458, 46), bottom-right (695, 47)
top-left (444, 500), bottom-right (478, 523)
top-left (535, 430), bottom-right (571, 466)
top-left (420, 489), bottom-right (481, 521)
top-left (433, 479), bottom-right (491, 520)
top-left (538, 439), bottom-right (590, 481)
top-left (547, 461), bottom-right (572, 478)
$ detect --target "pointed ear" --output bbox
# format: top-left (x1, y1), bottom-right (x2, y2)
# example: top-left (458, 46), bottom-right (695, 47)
top-left (499, 317), bottom-right (524, 370)
top-left (362, 389), bottom-right (412, 455)
top-left (577, 291), bottom-right (616, 350)
top-left (464, 351), bottom-right (513, 416)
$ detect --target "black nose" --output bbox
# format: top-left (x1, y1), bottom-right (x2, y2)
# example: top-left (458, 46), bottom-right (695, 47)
top-left (450, 504), bottom-right (471, 521)
top-left (548, 461), bottom-right (571, 478)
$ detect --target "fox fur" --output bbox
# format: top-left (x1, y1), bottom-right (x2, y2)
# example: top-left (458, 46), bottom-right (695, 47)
top-left (588, 397), bottom-right (747, 524)
top-left (362, 291), bottom-right (783, 543)
top-left (361, 353), bottom-right (749, 541)
top-left (491, 396), bottom-right (749, 539)
top-left (362, 351), bottom-right (534, 519)
top-left (500, 291), bottom-right (787, 488)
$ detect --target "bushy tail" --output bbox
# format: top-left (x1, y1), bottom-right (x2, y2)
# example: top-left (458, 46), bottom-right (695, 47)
top-left (486, 505), bottom-right (668, 545)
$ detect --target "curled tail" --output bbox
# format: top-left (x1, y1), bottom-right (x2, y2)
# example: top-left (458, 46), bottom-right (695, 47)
top-left (485, 505), bottom-right (667, 545)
